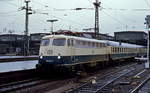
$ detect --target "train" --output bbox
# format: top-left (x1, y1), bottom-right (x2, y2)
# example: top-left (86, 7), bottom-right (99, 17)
top-left (36, 34), bottom-right (147, 72)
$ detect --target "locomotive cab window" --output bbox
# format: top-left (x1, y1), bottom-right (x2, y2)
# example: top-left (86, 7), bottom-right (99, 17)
top-left (52, 38), bottom-right (66, 46)
top-left (41, 39), bottom-right (50, 46)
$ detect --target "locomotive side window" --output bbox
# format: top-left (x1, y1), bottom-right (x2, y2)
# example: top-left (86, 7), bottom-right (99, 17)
top-left (88, 42), bottom-right (90, 46)
top-left (67, 39), bottom-right (71, 46)
top-left (99, 43), bottom-right (102, 48)
top-left (83, 41), bottom-right (86, 45)
top-left (101, 43), bottom-right (104, 47)
top-left (71, 39), bottom-right (74, 46)
top-left (111, 47), bottom-right (113, 53)
top-left (53, 38), bottom-right (66, 46)
top-left (68, 39), bottom-right (74, 46)
top-left (41, 39), bottom-right (50, 46)
top-left (92, 42), bottom-right (95, 47)
top-left (96, 42), bottom-right (98, 47)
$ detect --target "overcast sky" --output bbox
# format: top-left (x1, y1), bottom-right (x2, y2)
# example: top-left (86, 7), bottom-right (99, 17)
top-left (0, 0), bottom-right (150, 36)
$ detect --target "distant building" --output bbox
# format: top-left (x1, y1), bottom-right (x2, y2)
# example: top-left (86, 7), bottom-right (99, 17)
top-left (0, 33), bottom-right (50, 55)
top-left (0, 34), bottom-right (24, 41)
top-left (30, 33), bottom-right (50, 55)
top-left (0, 34), bottom-right (24, 55)
top-left (30, 33), bottom-right (50, 41)
top-left (114, 31), bottom-right (147, 46)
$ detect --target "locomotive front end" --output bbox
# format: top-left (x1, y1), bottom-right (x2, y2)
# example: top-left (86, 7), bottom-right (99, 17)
top-left (36, 35), bottom-right (70, 70)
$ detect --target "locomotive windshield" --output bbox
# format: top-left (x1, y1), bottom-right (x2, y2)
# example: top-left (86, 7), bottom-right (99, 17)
top-left (52, 38), bottom-right (66, 46)
top-left (41, 39), bottom-right (50, 46)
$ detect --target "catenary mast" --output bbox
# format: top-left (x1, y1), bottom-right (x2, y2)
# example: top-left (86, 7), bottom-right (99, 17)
top-left (93, 0), bottom-right (101, 39)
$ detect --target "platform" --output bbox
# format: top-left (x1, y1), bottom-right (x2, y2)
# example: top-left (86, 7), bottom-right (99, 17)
top-left (0, 55), bottom-right (38, 59)
top-left (0, 60), bottom-right (38, 73)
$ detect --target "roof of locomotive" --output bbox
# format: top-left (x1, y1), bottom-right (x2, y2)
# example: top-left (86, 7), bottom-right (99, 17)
top-left (42, 34), bottom-right (106, 43)
top-left (42, 34), bottom-right (145, 48)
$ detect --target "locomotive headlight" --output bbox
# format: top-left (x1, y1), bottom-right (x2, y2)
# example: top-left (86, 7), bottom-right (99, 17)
top-left (40, 53), bottom-right (43, 59)
top-left (58, 56), bottom-right (61, 59)
top-left (58, 53), bottom-right (61, 59)
top-left (40, 56), bottom-right (43, 59)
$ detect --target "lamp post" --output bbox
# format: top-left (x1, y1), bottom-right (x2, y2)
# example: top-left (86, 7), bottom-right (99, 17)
top-left (47, 19), bottom-right (58, 33)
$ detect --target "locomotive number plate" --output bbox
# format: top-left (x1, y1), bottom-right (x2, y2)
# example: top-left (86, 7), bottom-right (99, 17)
top-left (46, 60), bottom-right (54, 62)
top-left (47, 50), bottom-right (53, 54)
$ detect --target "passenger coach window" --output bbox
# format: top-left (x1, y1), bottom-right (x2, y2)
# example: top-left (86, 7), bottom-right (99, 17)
top-left (53, 38), bottom-right (66, 46)
top-left (41, 39), bottom-right (50, 46)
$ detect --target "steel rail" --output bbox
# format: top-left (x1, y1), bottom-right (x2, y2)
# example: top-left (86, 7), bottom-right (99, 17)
top-left (130, 75), bottom-right (150, 93)
top-left (68, 63), bottom-right (137, 93)
top-left (0, 78), bottom-right (48, 93)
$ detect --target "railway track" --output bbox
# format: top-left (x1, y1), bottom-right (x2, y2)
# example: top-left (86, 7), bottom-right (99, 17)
top-left (0, 62), bottom-right (147, 93)
top-left (0, 69), bottom-right (37, 85)
top-left (0, 78), bottom-right (43, 93)
top-left (0, 56), bottom-right (38, 63)
top-left (66, 63), bottom-right (145, 93)
top-left (110, 67), bottom-right (150, 93)
top-left (0, 69), bottom-right (42, 93)
top-left (0, 69), bottom-right (75, 93)
top-left (0, 75), bottom-right (77, 93)
top-left (130, 75), bottom-right (150, 93)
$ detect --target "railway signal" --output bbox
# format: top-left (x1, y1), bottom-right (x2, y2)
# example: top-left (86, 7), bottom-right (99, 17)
top-left (145, 15), bottom-right (150, 69)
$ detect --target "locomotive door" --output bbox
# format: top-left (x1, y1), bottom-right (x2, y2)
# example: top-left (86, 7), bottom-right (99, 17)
top-left (68, 39), bottom-right (75, 62)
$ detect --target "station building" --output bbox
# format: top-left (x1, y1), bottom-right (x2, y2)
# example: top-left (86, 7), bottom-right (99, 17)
top-left (0, 33), bottom-right (50, 55)
top-left (114, 31), bottom-right (147, 46)
top-left (0, 34), bottom-right (24, 54)
top-left (30, 33), bottom-right (50, 55)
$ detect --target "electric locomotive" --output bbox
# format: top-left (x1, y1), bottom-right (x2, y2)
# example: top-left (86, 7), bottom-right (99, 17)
top-left (36, 35), bottom-right (146, 71)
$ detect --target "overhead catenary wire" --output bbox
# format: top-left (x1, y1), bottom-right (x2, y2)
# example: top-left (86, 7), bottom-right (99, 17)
top-left (0, 14), bottom-right (17, 17)
top-left (0, 10), bottom-right (24, 18)
top-left (87, 0), bottom-right (93, 4)
top-left (144, 0), bottom-right (150, 8)
top-left (32, 0), bottom-right (49, 8)
top-left (21, 0), bottom-right (150, 27)
top-left (49, 14), bottom-right (86, 27)
top-left (101, 7), bottom-right (150, 11)
top-left (31, 1), bottom-right (88, 28)
top-left (31, 0), bottom-right (56, 10)
top-left (102, 11), bottom-right (125, 25)
top-left (100, 5), bottom-right (145, 30)
top-left (0, 0), bottom-right (23, 16)
top-left (3, 1), bottom-right (20, 8)
top-left (0, 10), bottom-right (22, 15)
top-left (30, 11), bottom-right (88, 33)
top-left (0, 0), bottom-right (149, 34)
top-left (34, 10), bottom-right (86, 27)
top-left (32, 1), bottom-right (91, 27)
top-left (4, 0), bottom-right (88, 32)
